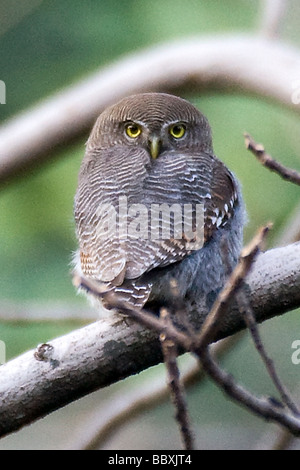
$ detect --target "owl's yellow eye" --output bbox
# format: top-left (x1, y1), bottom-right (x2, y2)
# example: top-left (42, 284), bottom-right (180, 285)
top-left (125, 123), bottom-right (142, 139)
top-left (169, 123), bottom-right (186, 139)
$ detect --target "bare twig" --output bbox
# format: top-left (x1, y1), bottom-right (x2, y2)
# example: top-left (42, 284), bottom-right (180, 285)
top-left (257, 205), bottom-right (300, 449)
top-left (254, 384), bottom-right (300, 449)
top-left (199, 348), bottom-right (300, 436)
top-left (195, 224), bottom-right (272, 350)
top-left (219, 220), bottom-right (299, 416)
top-left (236, 288), bottom-right (299, 415)
top-left (244, 133), bottom-right (300, 186)
top-left (159, 308), bottom-right (195, 450)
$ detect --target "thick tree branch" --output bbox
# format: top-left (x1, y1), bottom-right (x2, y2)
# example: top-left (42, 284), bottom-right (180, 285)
top-left (1, 34), bottom-right (300, 184)
top-left (0, 242), bottom-right (299, 438)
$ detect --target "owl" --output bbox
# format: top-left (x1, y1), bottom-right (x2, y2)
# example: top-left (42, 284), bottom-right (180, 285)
top-left (74, 93), bottom-right (245, 317)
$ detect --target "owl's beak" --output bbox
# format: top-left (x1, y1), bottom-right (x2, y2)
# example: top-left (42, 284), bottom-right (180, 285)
top-left (149, 135), bottom-right (161, 159)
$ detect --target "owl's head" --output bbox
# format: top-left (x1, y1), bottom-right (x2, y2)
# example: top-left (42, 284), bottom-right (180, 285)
top-left (87, 93), bottom-right (213, 158)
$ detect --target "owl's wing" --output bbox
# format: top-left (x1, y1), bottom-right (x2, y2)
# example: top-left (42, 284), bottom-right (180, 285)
top-left (122, 152), bottom-right (239, 278)
top-left (203, 157), bottom-right (239, 241)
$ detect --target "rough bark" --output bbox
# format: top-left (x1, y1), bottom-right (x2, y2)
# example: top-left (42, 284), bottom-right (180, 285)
top-left (0, 242), bottom-right (299, 438)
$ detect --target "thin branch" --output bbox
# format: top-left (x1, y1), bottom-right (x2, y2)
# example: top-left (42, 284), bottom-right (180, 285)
top-left (159, 308), bottom-right (195, 450)
top-left (199, 348), bottom-right (300, 436)
top-left (236, 288), bottom-right (299, 415)
top-left (1, 35), bottom-right (300, 184)
top-left (195, 224), bottom-right (271, 349)
top-left (254, 383), bottom-right (300, 449)
top-left (219, 219), bottom-right (299, 421)
top-left (244, 133), bottom-right (300, 186)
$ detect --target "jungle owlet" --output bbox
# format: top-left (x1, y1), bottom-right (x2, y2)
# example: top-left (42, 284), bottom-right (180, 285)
top-left (74, 93), bottom-right (245, 318)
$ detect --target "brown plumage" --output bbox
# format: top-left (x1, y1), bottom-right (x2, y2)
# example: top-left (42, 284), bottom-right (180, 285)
top-left (74, 93), bottom-right (243, 312)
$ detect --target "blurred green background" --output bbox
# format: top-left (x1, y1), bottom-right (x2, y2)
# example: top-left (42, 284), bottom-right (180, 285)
top-left (0, 0), bottom-right (300, 450)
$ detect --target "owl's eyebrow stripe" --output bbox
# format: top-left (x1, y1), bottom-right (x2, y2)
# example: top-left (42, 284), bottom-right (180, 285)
top-left (123, 119), bottom-right (145, 125)
top-left (167, 120), bottom-right (188, 125)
